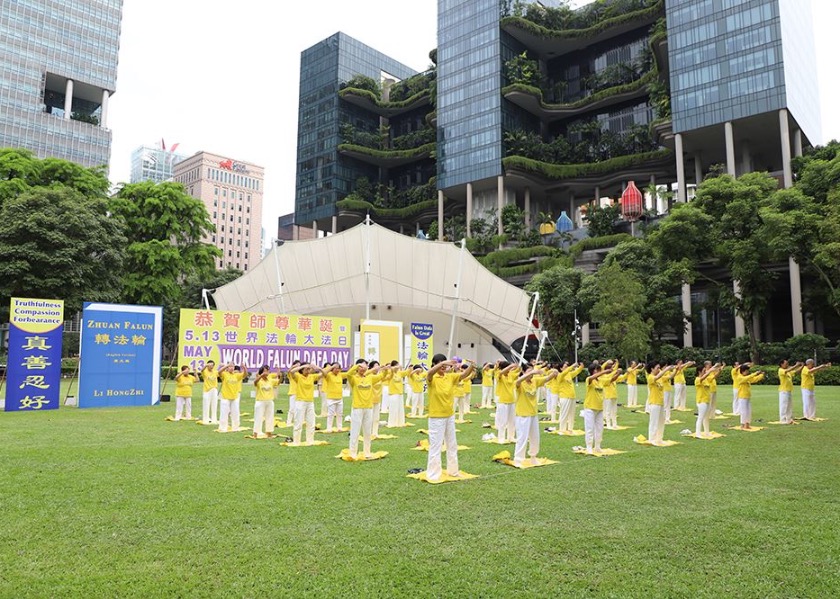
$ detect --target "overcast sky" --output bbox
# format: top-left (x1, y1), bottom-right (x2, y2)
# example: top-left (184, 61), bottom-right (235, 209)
top-left (107, 0), bottom-right (839, 242)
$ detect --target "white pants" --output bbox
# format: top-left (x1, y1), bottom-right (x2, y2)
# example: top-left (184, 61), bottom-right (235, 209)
top-left (627, 384), bottom-right (638, 407)
top-left (326, 398), bottom-right (343, 431)
top-left (409, 390), bottom-right (424, 416)
top-left (495, 402), bottom-right (516, 443)
top-left (175, 396), bottom-right (192, 420)
top-left (695, 402), bottom-right (710, 436)
top-left (779, 391), bottom-right (792, 423)
top-left (732, 388), bottom-right (740, 415)
top-left (739, 398), bottom-right (751, 426)
top-left (674, 384), bottom-right (687, 409)
top-left (546, 391), bottom-right (558, 421)
top-left (648, 404), bottom-right (665, 444)
top-left (218, 397), bottom-right (240, 432)
top-left (202, 388), bottom-right (218, 423)
top-left (349, 407), bottom-right (373, 458)
top-left (426, 415), bottom-right (459, 481)
top-left (320, 390), bottom-right (328, 417)
top-left (664, 391), bottom-right (673, 422)
top-left (380, 390), bottom-right (390, 414)
top-left (387, 393), bottom-right (405, 427)
top-left (583, 408), bottom-right (604, 452)
top-left (514, 415), bottom-right (540, 464)
top-left (603, 398), bottom-right (617, 428)
top-left (558, 397), bottom-right (575, 432)
top-left (372, 402), bottom-right (381, 437)
top-left (455, 395), bottom-right (469, 420)
top-left (801, 388), bottom-right (816, 419)
top-left (293, 401), bottom-right (316, 444)
top-left (253, 399), bottom-right (275, 435)
top-left (481, 385), bottom-right (493, 408)
top-left (287, 394), bottom-right (297, 426)
top-left (709, 392), bottom-right (717, 416)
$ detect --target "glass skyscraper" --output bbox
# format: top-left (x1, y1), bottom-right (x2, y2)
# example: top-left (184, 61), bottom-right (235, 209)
top-left (129, 145), bottom-right (185, 184)
top-left (0, 0), bottom-right (123, 168)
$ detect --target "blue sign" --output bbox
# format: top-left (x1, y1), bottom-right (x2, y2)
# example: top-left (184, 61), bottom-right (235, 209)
top-left (78, 303), bottom-right (163, 408)
top-left (5, 298), bottom-right (65, 412)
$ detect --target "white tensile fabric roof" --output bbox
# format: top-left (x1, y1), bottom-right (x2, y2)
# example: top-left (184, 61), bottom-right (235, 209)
top-left (210, 222), bottom-right (535, 347)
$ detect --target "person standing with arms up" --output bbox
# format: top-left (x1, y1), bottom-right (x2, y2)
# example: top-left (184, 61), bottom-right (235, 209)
top-left (799, 359), bottom-right (831, 420)
top-left (200, 361), bottom-right (219, 424)
top-left (425, 354), bottom-right (475, 482)
top-left (777, 359), bottom-right (803, 424)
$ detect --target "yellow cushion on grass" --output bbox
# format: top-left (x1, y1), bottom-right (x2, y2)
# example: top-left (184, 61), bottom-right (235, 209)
top-left (767, 420), bottom-right (799, 425)
top-left (549, 429), bottom-right (586, 437)
top-left (317, 427), bottom-right (350, 434)
top-left (730, 425), bottom-right (764, 432)
top-left (416, 429), bottom-right (460, 435)
top-left (372, 434), bottom-right (398, 440)
top-left (496, 456), bottom-right (559, 469)
top-left (412, 439), bottom-right (469, 451)
top-left (385, 423), bottom-right (415, 428)
top-left (406, 414), bottom-right (428, 419)
top-left (797, 417), bottom-right (828, 422)
top-left (454, 419), bottom-right (472, 424)
top-left (664, 419), bottom-right (683, 425)
top-left (214, 427), bottom-right (248, 433)
top-left (604, 425), bottom-right (631, 431)
top-left (195, 420), bottom-right (216, 426)
top-left (335, 448), bottom-right (388, 461)
top-left (684, 431), bottom-right (726, 439)
top-left (573, 448), bottom-right (626, 457)
top-left (633, 435), bottom-right (680, 447)
top-left (279, 440), bottom-right (330, 446)
top-left (406, 471), bottom-right (478, 484)
top-left (482, 437), bottom-right (515, 445)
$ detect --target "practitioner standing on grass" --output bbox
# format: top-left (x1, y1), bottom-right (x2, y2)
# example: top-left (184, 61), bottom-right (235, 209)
top-left (778, 360), bottom-right (803, 424)
top-left (601, 360), bottom-right (623, 430)
top-left (286, 359), bottom-right (301, 428)
top-left (253, 366), bottom-right (280, 438)
top-left (704, 361), bottom-right (720, 417)
top-left (694, 363), bottom-right (723, 438)
top-left (369, 361), bottom-right (385, 438)
top-left (319, 363), bottom-right (330, 418)
top-left (730, 362), bottom-right (747, 415)
top-left (646, 363), bottom-right (674, 446)
top-left (174, 365), bottom-right (197, 421)
top-left (386, 361), bottom-right (408, 427)
top-left (673, 360), bottom-right (695, 410)
top-left (736, 364), bottom-right (765, 429)
top-left (407, 365), bottom-right (426, 417)
top-left (545, 363), bottom-right (561, 422)
top-left (218, 363), bottom-right (248, 432)
top-left (321, 363), bottom-right (349, 432)
top-left (799, 359), bottom-right (832, 420)
top-left (514, 365), bottom-right (557, 465)
top-left (625, 360), bottom-right (644, 408)
top-left (346, 359), bottom-right (385, 459)
top-left (425, 354), bottom-right (474, 482)
top-left (583, 363), bottom-right (622, 454)
top-left (200, 361), bottom-right (219, 424)
top-left (661, 365), bottom-right (676, 423)
top-left (453, 364), bottom-right (468, 421)
top-left (480, 363), bottom-right (495, 409)
top-left (288, 362), bottom-right (324, 444)
top-left (557, 361), bottom-right (585, 433)
top-left (461, 363), bottom-right (474, 416)
top-left (494, 361), bottom-right (519, 443)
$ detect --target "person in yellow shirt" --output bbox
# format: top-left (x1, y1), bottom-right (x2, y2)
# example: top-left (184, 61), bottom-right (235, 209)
top-left (514, 366), bottom-right (558, 465)
top-left (544, 362), bottom-right (561, 422)
top-left (582, 363), bottom-right (622, 454)
top-left (200, 361), bottom-right (219, 424)
top-left (480, 363), bottom-right (495, 409)
top-left (218, 363), bottom-right (248, 432)
top-left (453, 363), bottom-right (468, 422)
top-left (320, 362), bottom-right (349, 432)
top-left (456, 361), bottom-right (474, 421)
top-left (345, 359), bottom-right (385, 459)
top-left (174, 366), bottom-right (197, 421)
top-left (799, 359), bottom-right (831, 420)
top-left (694, 363), bottom-right (723, 438)
top-left (286, 359), bottom-right (301, 428)
top-left (661, 365), bottom-right (676, 423)
top-left (703, 360), bottom-right (720, 417)
top-left (601, 360), bottom-right (623, 430)
top-left (253, 366), bottom-right (280, 438)
top-left (730, 362), bottom-right (750, 416)
top-left (425, 354), bottom-right (475, 481)
top-left (736, 364), bottom-right (765, 429)
top-left (646, 363), bottom-right (675, 445)
top-left (494, 361), bottom-right (520, 443)
top-left (555, 361), bottom-right (585, 433)
top-left (385, 360), bottom-right (409, 428)
top-left (368, 361), bottom-right (386, 438)
top-left (624, 360), bottom-right (645, 408)
top-left (407, 365), bottom-right (426, 417)
top-left (777, 359), bottom-right (803, 424)
top-left (288, 362), bottom-right (325, 444)
top-left (673, 360), bottom-right (695, 410)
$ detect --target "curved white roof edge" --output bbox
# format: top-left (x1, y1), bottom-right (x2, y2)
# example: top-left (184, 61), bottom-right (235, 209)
top-left (210, 221), bottom-right (536, 347)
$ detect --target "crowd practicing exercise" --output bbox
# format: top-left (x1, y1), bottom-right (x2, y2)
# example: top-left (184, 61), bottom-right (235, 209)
top-left (170, 355), bottom-right (831, 482)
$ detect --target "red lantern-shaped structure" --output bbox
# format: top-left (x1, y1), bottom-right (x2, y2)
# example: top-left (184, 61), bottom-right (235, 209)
top-left (621, 180), bottom-right (643, 221)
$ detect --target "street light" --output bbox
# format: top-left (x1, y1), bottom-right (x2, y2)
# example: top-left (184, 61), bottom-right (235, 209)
top-left (273, 239), bottom-right (286, 313)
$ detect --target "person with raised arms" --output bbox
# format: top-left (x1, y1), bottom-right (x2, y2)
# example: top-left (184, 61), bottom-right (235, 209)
top-left (345, 359), bottom-right (385, 459)
top-left (494, 360), bottom-right (520, 443)
top-left (218, 363), bottom-right (248, 433)
top-left (369, 361), bottom-right (385, 438)
top-left (286, 359), bottom-right (301, 427)
top-left (601, 359), bottom-right (623, 430)
top-left (407, 365), bottom-right (426, 417)
top-left (425, 354), bottom-right (475, 482)
top-left (480, 363), bottom-right (496, 409)
top-left (673, 359), bottom-right (695, 410)
top-left (694, 362), bottom-right (723, 438)
top-left (385, 360), bottom-right (409, 428)
top-left (287, 362), bottom-right (324, 444)
top-left (736, 364), bottom-right (765, 430)
top-left (173, 365), bottom-right (197, 421)
top-left (624, 360), bottom-right (645, 408)
top-left (777, 359), bottom-right (803, 424)
top-left (200, 360), bottom-right (219, 424)
top-left (321, 362), bottom-right (349, 432)
top-left (253, 366), bottom-right (280, 438)
top-left (729, 362), bottom-right (748, 416)
top-left (799, 359), bottom-right (832, 420)
top-left (646, 363), bottom-right (675, 446)
top-left (555, 361), bottom-right (586, 433)
top-left (583, 363), bottom-right (623, 454)
top-left (514, 365), bottom-right (558, 465)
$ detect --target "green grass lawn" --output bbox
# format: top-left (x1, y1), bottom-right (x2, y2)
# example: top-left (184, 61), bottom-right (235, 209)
top-left (1, 383), bottom-right (839, 598)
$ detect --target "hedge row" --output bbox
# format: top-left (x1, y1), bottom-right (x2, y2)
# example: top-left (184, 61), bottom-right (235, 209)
top-left (563, 365), bottom-right (840, 387)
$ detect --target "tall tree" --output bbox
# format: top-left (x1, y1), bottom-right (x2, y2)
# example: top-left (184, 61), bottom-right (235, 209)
top-left (589, 261), bottom-right (652, 360)
top-left (525, 265), bottom-right (591, 358)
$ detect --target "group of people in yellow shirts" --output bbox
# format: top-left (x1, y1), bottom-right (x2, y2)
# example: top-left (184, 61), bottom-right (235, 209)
top-left (171, 354), bottom-right (831, 478)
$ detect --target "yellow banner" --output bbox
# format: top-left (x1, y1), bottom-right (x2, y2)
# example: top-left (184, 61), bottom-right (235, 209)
top-left (10, 298), bottom-right (64, 334)
top-left (359, 320), bottom-right (403, 365)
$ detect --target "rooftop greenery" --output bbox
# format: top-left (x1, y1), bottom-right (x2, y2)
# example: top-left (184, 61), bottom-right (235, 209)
top-left (503, 149), bottom-right (672, 181)
top-left (501, 0), bottom-right (663, 40)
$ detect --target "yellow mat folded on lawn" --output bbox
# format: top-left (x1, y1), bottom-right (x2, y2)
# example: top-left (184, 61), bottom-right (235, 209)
top-left (481, 437), bottom-right (515, 445)
top-left (412, 439), bottom-right (470, 451)
top-left (385, 423), bottom-right (415, 428)
top-left (317, 427), bottom-right (350, 434)
top-left (673, 407), bottom-right (694, 412)
top-left (406, 414), bottom-right (429, 419)
top-left (454, 419), bottom-right (473, 424)
top-left (664, 419), bottom-right (683, 425)
top-left (604, 425), bottom-right (631, 431)
top-left (713, 415), bottom-right (731, 420)
top-left (244, 433), bottom-right (279, 440)
top-left (214, 427), bottom-right (248, 433)
top-left (416, 429), bottom-right (460, 435)
top-left (195, 420), bottom-right (216, 426)
top-left (722, 412), bottom-right (740, 417)
top-left (371, 434), bottom-right (398, 440)
top-left (549, 429), bottom-right (586, 437)
top-left (768, 420), bottom-right (799, 425)
top-left (729, 425), bottom-right (764, 432)
top-left (797, 417), bottom-right (828, 422)
top-left (335, 448), bottom-right (388, 462)
top-left (279, 440), bottom-right (330, 447)
top-left (490, 450), bottom-right (557, 468)
top-left (633, 435), bottom-right (680, 447)
top-left (572, 448), bottom-right (626, 457)
top-left (683, 431), bottom-right (726, 440)
top-left (406, 471), bottom-right (478, 484)
top-left (164, 416), bottom-right (197, 422)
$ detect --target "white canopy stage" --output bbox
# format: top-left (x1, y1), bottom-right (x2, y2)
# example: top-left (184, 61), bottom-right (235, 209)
top-left (210, 220), bottom-right (539, 364)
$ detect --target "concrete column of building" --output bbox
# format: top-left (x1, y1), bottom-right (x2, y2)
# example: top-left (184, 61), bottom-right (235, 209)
top-left (63, 79), bottom-right (74, 119)
top-left (779, 109), bottom-right (793, 188)
top-left (694, 154), bottom-right (703, 188)
top-left (569, 193), bottom-right (575, 227)
top-left (778, 109), bottom-right (803, 335)
top-left (100, 89), bottom-right (110, 128)
top-left (416, 222), bottom-right (420, 236)
top-left (524, 187), bottom-right (531, 229)
top-left (594, 186), bottom-right (600, 206)
top-left (740, 140), bottom-right (753, 176)
top-left (675, 133), bottom-right (687, 203)
top-left (293, 225), bottom-right (299, 241)
top-left (682, 283), bottom-right (693, 347)
top-left (437, 190), bottom-right (445, 241)
top-left (725, 121), bottom-right (736, 177)
top-left (793, 129), bottom-right (803, 158)
top-left (733, 280), bottom-right (746, 338)
top-left (312, 220), bottom-right (317, 236)
top-left (466, 182), bottom-right (473, 238)
top-left (399, 224), bottom-right (404, 235)
top-left (331, 215), bottom-right (338, 235)
top-left (581, 323), bottom-right (590, 346)
top-left (648, 175), bottom-right (656, 211)
top-left (497, 176), bottom-right (505, 236)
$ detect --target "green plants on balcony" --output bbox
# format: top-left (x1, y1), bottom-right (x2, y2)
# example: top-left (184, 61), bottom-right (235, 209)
top-left (392, 127), bottom-right (436, 150)
top-left (502, 0), bottom-right (664, 40)
top-left (583, 202), bottom-right (623, 237)
top-left (502, 149), bottom-right (672, 181)
top-left (71, 112), bottom-right (99, 126)
top-left (341, 75), bottom-right (380, 95)
top-left (501, 203), bottom-right (526, 240)
top-left (504, 52), bottom-right (540, 86)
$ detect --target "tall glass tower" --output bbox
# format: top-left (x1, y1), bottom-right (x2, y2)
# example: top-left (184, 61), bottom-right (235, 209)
top-left (0, 0), bottom-right (124, 168)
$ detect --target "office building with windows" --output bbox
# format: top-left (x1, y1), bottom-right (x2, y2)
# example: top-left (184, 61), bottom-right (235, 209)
top-left (293, 0), bottom-right (823, 346)
top-left (129, 145), bottom-right (186, 183)
top-left (173, 151), bottom-right (264, 272)
top-left (0, 0), bottom-right (123, 168)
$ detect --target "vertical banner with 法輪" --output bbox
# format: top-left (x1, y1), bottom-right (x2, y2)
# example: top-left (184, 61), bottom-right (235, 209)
top-left (409, 323), bottom-right (434, 368)
top-left (6, 298), bottom-right (65, 412)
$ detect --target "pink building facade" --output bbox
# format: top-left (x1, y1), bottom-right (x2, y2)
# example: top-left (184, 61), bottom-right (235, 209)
top-left (173, 151), bottom-right (264, 272)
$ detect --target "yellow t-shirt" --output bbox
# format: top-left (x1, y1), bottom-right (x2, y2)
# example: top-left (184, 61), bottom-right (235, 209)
top-left (707, 371), bottom-right (718, 393)
top-left (454, 378), bottom-right (466, 397)
top-left (583, 377), bottom-right (604, 411)
top-left (495, 370), bottom-right (519, 404)
top-left (556, 364), bottom-right (584, 399)
top-left (463, 376), bottom-right (472, 396)
top-left (428, 372), bottom-right (460, 418)
top-left (674, 367), bottom-right (686, 385)
top-left (737, 372), bottom-right (763, 399)
top-left (695, 377), bottom-right (710, 404)
top-left (292, 372), bottom-right (319, 401)
top-left (647, 376), bottom-right (664, 406)
top-left (387, 369), bottom-right (406, 395)
top-left (661, 370), bottom-right (674, 392)
top-left (516, 375), bottom-right (547, 417)
top-left (408, 371), bottom-right (424, 393)
top-left (255, 374), bottom-right (280, 400)
top-left (778, 368), bottom-right (793, 393)
top-left (603, 373), bottom-right (624, 400)
top-left (800, 366), bottom-right (815, 391)
top-left (348, 370), bottom-right (385, 409)
top-left (220, 371), bottom-right (245, 400)
top-left (201, 367), bottom-right (218, 392)
top-left (626, 367), bottom-right (639, 386)
top-left (482, 368), bottom-right (494, 386)
top-left (731, 367), bottom-right (740, 389)
top-left (323, 371), bottom-right (346, 399)
top-left (175, 373), bottom-right (196, 397)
